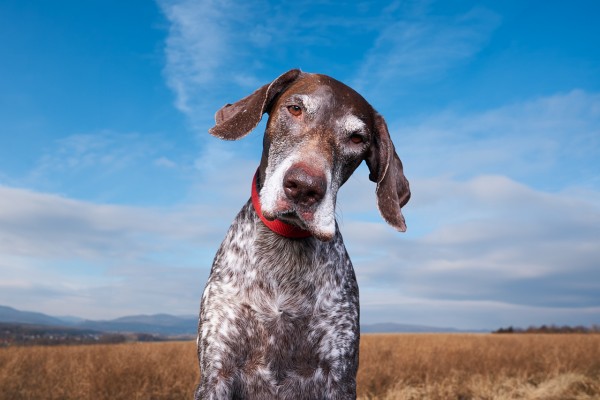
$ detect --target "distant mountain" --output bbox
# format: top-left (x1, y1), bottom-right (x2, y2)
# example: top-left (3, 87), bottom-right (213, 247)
top-left (78, 314), bottom-right (197, 335)
top-left (55, 315), bottom-right (86, 324)
top-left (361, 322), bottom-right (463, 333)
top-left (0, 305), bottom-right (66, 326)
top-left (0, 305), bottom-right (479, 335)
top-left (0, 305), bottom-right (196, 335)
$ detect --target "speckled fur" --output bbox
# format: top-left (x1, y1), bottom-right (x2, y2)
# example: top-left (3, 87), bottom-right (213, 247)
top-left (195, 70), bottom-right (410, 399)
top-left (196, 201), bottom-right (359, 399)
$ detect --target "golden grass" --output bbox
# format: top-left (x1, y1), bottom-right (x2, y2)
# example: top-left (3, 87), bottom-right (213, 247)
top-left (0, 334), bottom-right (599, 399)
top-left (0, 341), bottom-right (198, 400)
top-left (357, 334), bottom-right (600, 399)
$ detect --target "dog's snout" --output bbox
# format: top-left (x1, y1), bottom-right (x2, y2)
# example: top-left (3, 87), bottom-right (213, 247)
top-left (283, 165), bottom-right (326, 208)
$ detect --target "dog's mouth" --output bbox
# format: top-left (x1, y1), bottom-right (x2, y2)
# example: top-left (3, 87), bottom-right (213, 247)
top-left (263, 206), bottom-right (335, 241)
top-left (265, 208), bottom-right (310, 230)
top-left (257, 168), bottom-right (336, 241)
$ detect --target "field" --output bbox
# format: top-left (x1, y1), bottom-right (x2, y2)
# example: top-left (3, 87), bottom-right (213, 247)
top-left (0, 334), bottom-right (599, 399)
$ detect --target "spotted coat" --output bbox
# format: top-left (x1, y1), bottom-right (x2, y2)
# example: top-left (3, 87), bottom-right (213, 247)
top-left (195, 69), bottom-right (410, 400)
top-left (196, 200), bottom-right (359, 399)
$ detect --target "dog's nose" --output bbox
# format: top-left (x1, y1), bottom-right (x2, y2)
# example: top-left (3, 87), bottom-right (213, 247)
top-left (283, 165), bottom-right (326, 208)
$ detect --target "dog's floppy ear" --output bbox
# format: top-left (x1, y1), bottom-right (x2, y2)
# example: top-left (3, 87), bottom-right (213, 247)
top-left (366, 113), bottom-right (411, 232)
top-left (209, 69), bottom-right (302, 140)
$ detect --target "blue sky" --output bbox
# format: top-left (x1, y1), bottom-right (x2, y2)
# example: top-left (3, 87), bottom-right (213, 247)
top-left (0, 0), bottom-right (598, 330)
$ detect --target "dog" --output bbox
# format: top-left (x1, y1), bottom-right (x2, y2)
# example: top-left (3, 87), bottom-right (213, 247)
top-left (195, 69), bottom-right (410, 399)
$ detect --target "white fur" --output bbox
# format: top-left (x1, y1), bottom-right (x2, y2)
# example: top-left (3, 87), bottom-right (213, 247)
top-left (260, 151), bottom-right (336, 239)
top-left (297, 94), bottom-right (322, 116)
top-left (340, 114), bottom-right (366, 133)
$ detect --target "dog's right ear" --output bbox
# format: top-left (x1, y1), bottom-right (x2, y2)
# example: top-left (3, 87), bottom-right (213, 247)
top-left (366, 113), bottom-right (411, 232)
top-left (209, 69), bottom-right (302, 140)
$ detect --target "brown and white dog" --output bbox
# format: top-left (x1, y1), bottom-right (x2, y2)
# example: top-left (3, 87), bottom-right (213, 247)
top-left (195, 69), bottom-right (410, 399)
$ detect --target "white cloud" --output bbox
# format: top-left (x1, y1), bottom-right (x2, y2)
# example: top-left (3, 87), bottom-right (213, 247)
top-left (157, 0), bottom-right (275, 129)
top-left (20, 129), bottom-right (197, 205)
top-left (0, 184), bottom-right (231, 260)
top-left (32, 131), bottom-right (161, 175)
top-left (353, 5), bottom-right (501, 94)
top-left (158, 0), bottom-right (236, 115)
top-left (396, 90), bottom-right (600, 190)
top-left (155, 156), bottom-right (177, 168)
top-left (0, 184), bottom-right (232, 318)
top-left (158, 0), bottom-right (480, 131)
top-left (358, 291), bottom-right (600, 329)
top-left (339, 172), bottom-right (600, 329)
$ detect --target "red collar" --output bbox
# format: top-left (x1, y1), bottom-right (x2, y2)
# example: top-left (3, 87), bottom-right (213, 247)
top-left (251, 171), bottom-right (312, 239)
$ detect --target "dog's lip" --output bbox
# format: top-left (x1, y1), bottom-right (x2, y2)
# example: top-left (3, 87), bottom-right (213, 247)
top-left (265, 209), bottom-right (310, 229)
top-left (263, 207), bottom-right (335, 241)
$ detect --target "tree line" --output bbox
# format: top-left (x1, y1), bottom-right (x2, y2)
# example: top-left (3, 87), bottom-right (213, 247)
top-left (494, 324), bottom-right (600, 334)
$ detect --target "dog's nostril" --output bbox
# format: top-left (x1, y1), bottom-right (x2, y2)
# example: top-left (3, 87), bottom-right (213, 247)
top-left (284, 185), bottom-right (300, 199)
top-left (284, 181), bottom-right (298, 189)
top-left (283, 166), bottom-right (326, 207)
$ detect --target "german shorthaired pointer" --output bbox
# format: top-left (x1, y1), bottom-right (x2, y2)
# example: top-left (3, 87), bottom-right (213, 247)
top-left (195, 69), bottom-right (410, 399)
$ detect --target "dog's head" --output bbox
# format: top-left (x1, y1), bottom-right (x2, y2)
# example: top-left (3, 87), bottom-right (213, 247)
top-left (210, 69), bottom-right (410, 241)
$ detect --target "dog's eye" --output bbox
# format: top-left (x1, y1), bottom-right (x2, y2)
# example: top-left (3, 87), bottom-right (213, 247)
top-left (350, 134), bottom-right (364, 144)
top-left (287, 105), bottom-right (302, 117)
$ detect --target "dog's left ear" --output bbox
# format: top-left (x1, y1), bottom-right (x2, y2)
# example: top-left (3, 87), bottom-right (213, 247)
top-left (209, 69), bottom-right (302, 140)
top-left (365, 113), bottom-right (411, 232)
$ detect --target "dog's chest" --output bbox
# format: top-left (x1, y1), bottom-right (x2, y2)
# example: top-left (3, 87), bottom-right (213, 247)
top-left (209, 217), bottom-right (349, 330)
top-left (200, 202), bottom-right (358, 387)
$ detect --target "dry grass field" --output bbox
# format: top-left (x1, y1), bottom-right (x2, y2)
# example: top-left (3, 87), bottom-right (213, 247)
top-left (0, 334), bottom-right (599, 400)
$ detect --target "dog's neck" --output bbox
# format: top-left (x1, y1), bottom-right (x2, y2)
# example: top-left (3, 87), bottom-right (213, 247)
top-left (251, 170), bottom-right (312, 239)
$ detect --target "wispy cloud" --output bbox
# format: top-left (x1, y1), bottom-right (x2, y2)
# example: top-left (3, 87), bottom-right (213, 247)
top-left (340, 173), bottom-right (600, 328)
top-left (22, 130), bottom-right (196, 204)
top-left (331, 88), bottom-right (600, 328)
top-left (0, 184), bottom-right (225, 260)
top-left (158, 0), bottom-right (454, 131)
top-left (353, 4), bottom-right (501, 95)
top-left (156, 0), bottom-right (503, 143)
top-left (359, 292), bottom-right (600, 329)
top-left (0, 184), bottom-right (233, 318)
top-left (397, 90), bottom-right (600, 190)
top-left (33, 131), bottom-right (160, 175)
top-left (158, 0), bottom-right (238, 117)
top-left (157, 0), bottom-right (301, 130)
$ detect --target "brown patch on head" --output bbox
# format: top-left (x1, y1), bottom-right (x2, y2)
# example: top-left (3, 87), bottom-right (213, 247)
top-left (210, 69), bottom-right (410, 234)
